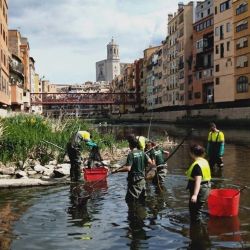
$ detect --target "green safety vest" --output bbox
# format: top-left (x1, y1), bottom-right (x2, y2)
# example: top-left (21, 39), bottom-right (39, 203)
top-left (186, 157), bottom-right (211, 181)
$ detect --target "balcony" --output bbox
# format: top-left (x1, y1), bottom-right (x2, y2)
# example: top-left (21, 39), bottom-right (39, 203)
top-left (9, 55), bottom-right (24, 76)
top-left (11, 84), bottom-right (23, 105)
top-left (9, 55), bottom-right (24, 87)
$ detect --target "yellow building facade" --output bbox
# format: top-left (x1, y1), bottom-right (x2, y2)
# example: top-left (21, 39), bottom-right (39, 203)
top-left (214, 0), bottom-right (235, 102)
top-left (233, 0), bottom-right (250, 100)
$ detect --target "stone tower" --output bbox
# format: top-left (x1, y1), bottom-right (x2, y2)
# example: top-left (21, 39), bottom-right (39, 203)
top-left (106, 38), bottom-right (120, 81)
top-left (96, 38), bottom-right (121, 82)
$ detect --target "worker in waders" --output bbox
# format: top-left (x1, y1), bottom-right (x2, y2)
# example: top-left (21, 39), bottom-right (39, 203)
top-left (186, 144), bottom-right (211, 223)
top-left (206, 122), bottom-right (225, 169)
top-left (146, 141), bottom-right (169, 186)
top-left (67, 131), bottom-right (100, 182)
top-left (112, 134), bottom-right (154, 204)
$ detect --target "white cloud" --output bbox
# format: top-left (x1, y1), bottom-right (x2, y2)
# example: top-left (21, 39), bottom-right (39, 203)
top-left (9, 0), bottom-right (179, 83)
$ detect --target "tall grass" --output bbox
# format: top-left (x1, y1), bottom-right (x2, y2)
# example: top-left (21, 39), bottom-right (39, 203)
top-left (0, 114), bottom-right (122, 165)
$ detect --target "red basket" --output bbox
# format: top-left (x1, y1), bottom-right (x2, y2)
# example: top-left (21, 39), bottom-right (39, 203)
top-left (82, 167), bottom-right (108, 182)
top-left (208, 189), bottom-right (240, 217)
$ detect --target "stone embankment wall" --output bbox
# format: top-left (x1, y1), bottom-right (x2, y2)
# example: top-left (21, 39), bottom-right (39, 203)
top-left (112, 107), bottom-right (250, 123)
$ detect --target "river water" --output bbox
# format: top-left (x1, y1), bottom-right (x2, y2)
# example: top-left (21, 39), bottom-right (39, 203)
top-left (0, 124), bottom-right (250, 250)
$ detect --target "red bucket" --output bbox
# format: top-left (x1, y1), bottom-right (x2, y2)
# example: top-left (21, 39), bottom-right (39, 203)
top-left (82, 167), bottom-right (108, 182)
top-left (208, 189), bottom-right (240, 217)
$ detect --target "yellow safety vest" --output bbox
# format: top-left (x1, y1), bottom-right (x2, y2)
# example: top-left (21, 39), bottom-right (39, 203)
top-left (78, 131), bottom-right (90, 141)
top-left (186, 157), bottom-right (211, 181)
top-left (208, 131), bottom-right (224, 142)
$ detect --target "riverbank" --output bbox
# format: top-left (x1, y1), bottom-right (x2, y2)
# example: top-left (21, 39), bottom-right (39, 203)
top-left (0, 177), bottom-right (70, 188)
top-left (109, 106), bottom-right (250, 128)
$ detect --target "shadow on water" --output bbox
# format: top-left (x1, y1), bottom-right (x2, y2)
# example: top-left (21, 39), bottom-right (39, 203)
top-left (1, 124), bottom-right (250, 249)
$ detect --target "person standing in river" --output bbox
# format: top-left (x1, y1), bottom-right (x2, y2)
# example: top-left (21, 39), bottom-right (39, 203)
top-left (186, 144), bottom-right (211, 223)
top-left (146, 141), bottom-right (169, 187)
top-left (112, 134), bottom-right (154, 203)
top-left (206, 122), bottom-right (225, 169)
top-left (67, 130), bottom-right (99, 182)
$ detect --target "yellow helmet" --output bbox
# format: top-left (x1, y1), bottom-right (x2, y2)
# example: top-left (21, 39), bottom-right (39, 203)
top-left (79, 131), bottom-right (90, 140)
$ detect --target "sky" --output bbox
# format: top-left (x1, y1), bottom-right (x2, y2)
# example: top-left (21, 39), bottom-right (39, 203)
top-left (9, 0), bottom-right (179, 84)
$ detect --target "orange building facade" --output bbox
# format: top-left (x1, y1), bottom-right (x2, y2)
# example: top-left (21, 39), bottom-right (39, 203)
top-left (9, 30), bottom-right (24, 110)
top-left (0, 0), bottom-right (10, 107)
top-left (189, 0), bottom-right (214, 105)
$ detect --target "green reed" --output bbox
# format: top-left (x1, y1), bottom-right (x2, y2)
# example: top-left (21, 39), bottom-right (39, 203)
top-left (0, 114), bottom-right (127, 165)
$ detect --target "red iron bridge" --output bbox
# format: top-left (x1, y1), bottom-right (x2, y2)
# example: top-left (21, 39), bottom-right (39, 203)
top-left (30, 92), bottom-right (138, 105)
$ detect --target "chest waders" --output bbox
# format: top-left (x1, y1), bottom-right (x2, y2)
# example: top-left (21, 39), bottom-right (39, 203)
top-left (126, 151), bottom-right (146, 203)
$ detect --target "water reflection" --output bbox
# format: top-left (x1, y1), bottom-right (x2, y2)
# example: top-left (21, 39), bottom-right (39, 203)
top-left (208, 216), bottom-right (241, 242)
top-left (126, 202), bottom-right (149, 250)
top-left (68, 184), bottom-right (91, 228)
top-left (188, 222), bottom-right (211, 250)
top-left (68, 180), bottom-right (108, 228)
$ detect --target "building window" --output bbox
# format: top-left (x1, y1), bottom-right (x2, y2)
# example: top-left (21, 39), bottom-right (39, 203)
top-left (215, 64), bottom-right (220, 72)
top-left (227, 41), bottom-right (230, 51)
top-left (215, 6), bottom-right (217, 14)
top-left (226, 22), bottom-right (231, 32)
top-left (220, 0), bottom-right (231, 12)
top-left (236, 2), bottom-right (248, 15)
top-left (220, 43), bottom-right (224, 58)
top-left (220, 25), bottom-right (224, 40)
top-left (215, 27), bottom-right (219, 36)
top-left (236, 55), bottom-right (248, 68)
top-left (216, 45), bottom-right (219, 54)
top-left (188, 91), bottom-right (193, 100)
top-left (208, 8), bottom-right (211, 15)
top-left (236, 37), bottom-right (248, 49)
top-left (236, 76), bottom-right (248, 93)
top-left (188, 75), bottom-right (192, 84)
top-left (216, 77), bottom-right (220, 85)
top-left (194, 92), bottom-right (201, 99)
top-left (236, 20), bottom-right (248, 32)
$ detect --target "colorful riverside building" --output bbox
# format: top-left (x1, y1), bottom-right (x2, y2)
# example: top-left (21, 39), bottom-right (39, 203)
top-left (145, 45), bottom-right (163, 111)
top-left (214, 0), bottom-right (235, 102)
top-left (8, 30), bottom-right (24, 111)
top-left (0, 0), bottom-right (10, 109)
top-left (141, 46), bottom-right (160, 111)
top-left (233, 0), bottom-right (250, 101)
top-left (166, 2), bottom-right (194, 107)
top-left (189, 0), bottom-right (214, 105)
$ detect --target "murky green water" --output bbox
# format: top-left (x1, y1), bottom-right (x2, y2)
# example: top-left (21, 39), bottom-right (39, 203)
top-left (0, 124), bottom-right (250, 250)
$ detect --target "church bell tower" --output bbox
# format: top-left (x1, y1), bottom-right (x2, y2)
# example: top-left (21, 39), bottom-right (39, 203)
top-left (106, 38), bottom-right (120, 81)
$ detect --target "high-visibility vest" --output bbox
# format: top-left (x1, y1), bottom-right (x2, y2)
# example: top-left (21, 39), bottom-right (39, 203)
top-left (186, 157), bottom-right (211, 181)
top-left (78, 131), bottom-right (90, 140)
top-left (208, 131), bottom-right (224, 142)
